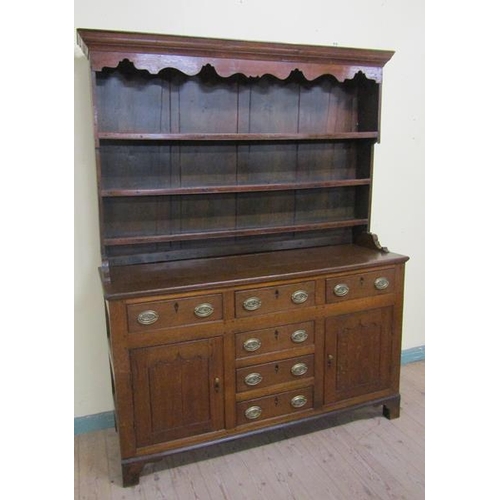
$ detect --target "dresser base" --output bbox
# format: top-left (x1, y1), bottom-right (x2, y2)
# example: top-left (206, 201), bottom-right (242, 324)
top-left (119, 393), bottom-right (400, 487)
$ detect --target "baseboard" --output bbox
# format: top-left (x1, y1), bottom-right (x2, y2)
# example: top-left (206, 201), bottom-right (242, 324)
top-left (74, 345), bottom-right (425, 435)
top-left (74, 410), bottom-right (115, 436)
top-left (401, 345), bottom-right (425, 365)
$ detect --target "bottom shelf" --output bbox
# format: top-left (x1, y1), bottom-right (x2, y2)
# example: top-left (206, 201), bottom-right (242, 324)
top-left (105, 225), bottom-right (361, 267)
top-left (102, 185), bottom-right (370, 255)
top-left (104, 218), bottom-right (368, 246)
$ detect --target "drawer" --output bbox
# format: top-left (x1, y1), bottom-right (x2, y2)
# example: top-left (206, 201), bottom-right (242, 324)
top-left (236, 386), bottom-right (314, 426)
top-left (127, 294), bottom-right (223, 333)
top-left (325, 268), bottom-right (396, 304)
top-left (235, 321), bottom-right (314, 359)
top-left (235, 281), bottom-right (315, 318)
top-left (236, 354), bottom-right (314, 393)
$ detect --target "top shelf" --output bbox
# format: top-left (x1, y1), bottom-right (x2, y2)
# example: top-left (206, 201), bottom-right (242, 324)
top-left (97, 132), bottom-right (379, 142)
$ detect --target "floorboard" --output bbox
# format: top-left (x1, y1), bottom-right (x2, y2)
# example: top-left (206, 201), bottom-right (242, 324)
top-left (75, 360), bottom-right (425, 500)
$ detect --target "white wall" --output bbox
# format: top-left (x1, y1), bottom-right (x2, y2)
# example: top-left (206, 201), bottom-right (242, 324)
top-left (74, 0), bottom-right (425, 418)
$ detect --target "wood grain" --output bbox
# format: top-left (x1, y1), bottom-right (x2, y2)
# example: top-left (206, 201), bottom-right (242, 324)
top-left (76, 361), bottom-right (424, 499)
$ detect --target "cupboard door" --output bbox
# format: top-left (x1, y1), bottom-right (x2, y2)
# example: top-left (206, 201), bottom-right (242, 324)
top-left (131, 337), bottom-right (224, 447)
top-left (324, 307), bottom-right (393, 404)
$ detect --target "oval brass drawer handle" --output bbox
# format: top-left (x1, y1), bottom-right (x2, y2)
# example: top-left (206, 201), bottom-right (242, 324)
top-left (290, 395), bottom-right (307, 408)
top-left (291, 329), bottom-right (308, 343)
top-left (333, 283), bottom-right (350, 297)
top-left (290, 362), bottom-right (308, 376)
top-left (244, 373), bottom-right (263, 386)
top-left (243, 338), bottom-right (262, 352)
top-left (374, 277), bottom-right (390, 290)
top-left (137, 310), bottom-right (159, 325)
top-left (291, 290), bottom-right (308, 304)
top-left (243, 297), bottom-right (262, 311)
top-left (245, 405), bottom-right (262, 420)
top-left (194, 303), bottom-right (214, 318)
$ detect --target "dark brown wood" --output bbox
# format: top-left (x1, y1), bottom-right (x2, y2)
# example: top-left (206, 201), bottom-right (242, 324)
top-left (77, 28), bottom-right (393, 81)
top-left (130, 337), bottom-right (224, 447)
top-left (98, 131), bottom-right (379, 141)
top-left (106, 301), bottom-right (137, 459)
top-left (121, 462), bottom-right (144, 487)
top-left (324, 308), bottom-right (393, 404)
top-left (236, 386), bottom-right (315, 426)
top-left (126, 293), bottom-right (223, 333)
top-left (234, 280), bottom-right (316, 318)
top-left (102, 245), bottom-right (407, 300)
top-left (355, 231), bottom-right (390, 253)
top-left (382, 394), bottom-right (401, 419)
top-left (325, 267), bottom-right (396, 303)
top-left (236, 354), bottom-right (314, 393)
top-left (234, 321), bottom-right (315, 361)
top-left (103, 219), bottom-right (370, 246)
top-left (101, 178), bottom-right (372, 197)
top-left (85, 40), bottom-right (387, 264)
top-left (77, 29), bottom-right (407, 487)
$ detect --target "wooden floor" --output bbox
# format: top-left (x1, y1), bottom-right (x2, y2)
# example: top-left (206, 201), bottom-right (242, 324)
top-left (75, 361), bottom-right (424, 500)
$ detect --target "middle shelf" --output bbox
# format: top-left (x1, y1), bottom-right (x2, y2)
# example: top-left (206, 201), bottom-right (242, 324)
top-left (99, 138), bottom-right (374, 194)
top-left (101, 178), bottom-right (371, 197)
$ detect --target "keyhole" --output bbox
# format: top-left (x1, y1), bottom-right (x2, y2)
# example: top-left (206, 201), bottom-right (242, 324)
top-left (275, 289), bottom-right (280, 299)
top-left (174, 302), bottom-right (179, 313)
top-left (275, 364), bottom-right (279, 373)
top-left (359, 277), bottom-right (364, 285)
top-left (274, 397), bottom-right (279, 406)
top-left (274, 330), bottom-right (279, 340)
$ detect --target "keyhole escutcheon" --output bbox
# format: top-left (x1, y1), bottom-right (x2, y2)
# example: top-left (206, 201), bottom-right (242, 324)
top-left (327, 354), bottom-right (334, 368)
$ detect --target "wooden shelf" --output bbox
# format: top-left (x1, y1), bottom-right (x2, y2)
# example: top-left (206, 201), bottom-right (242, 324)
top-left (97, 132), bottom-right (379, 142)
top-left (101, 179), bottom-right (372, 197)
top-left (104, 219), bottom-right (369, 246)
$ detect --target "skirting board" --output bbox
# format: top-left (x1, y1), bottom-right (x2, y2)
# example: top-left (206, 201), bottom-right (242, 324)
top-left (74, 345), bottom-right (425, 435)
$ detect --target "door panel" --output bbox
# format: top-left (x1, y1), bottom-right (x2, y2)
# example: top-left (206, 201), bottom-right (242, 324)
top-left (324, 307), bottom-right (393, 404)
top-left (131, 337), bottom-right (224, 447)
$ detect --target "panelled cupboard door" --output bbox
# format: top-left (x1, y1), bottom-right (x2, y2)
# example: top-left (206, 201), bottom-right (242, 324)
top-left (130, 337), bottom-right (224, 448)
top-left (324, 307), bottom-right (393, 404)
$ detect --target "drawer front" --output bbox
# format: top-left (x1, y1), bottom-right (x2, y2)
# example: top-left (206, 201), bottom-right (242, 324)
top-left (325, 268), bottom-right (396, 304)
top-left (235, 321), bottom-right (314, 359)
top-left (235, 281), bottom-right (315, 318)
top-left (236, 354), bottom-right (314, 393)
top-left (236, 386), bottom-right (314, 426)
top-left (127, 294), bottom-right (223, 333)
